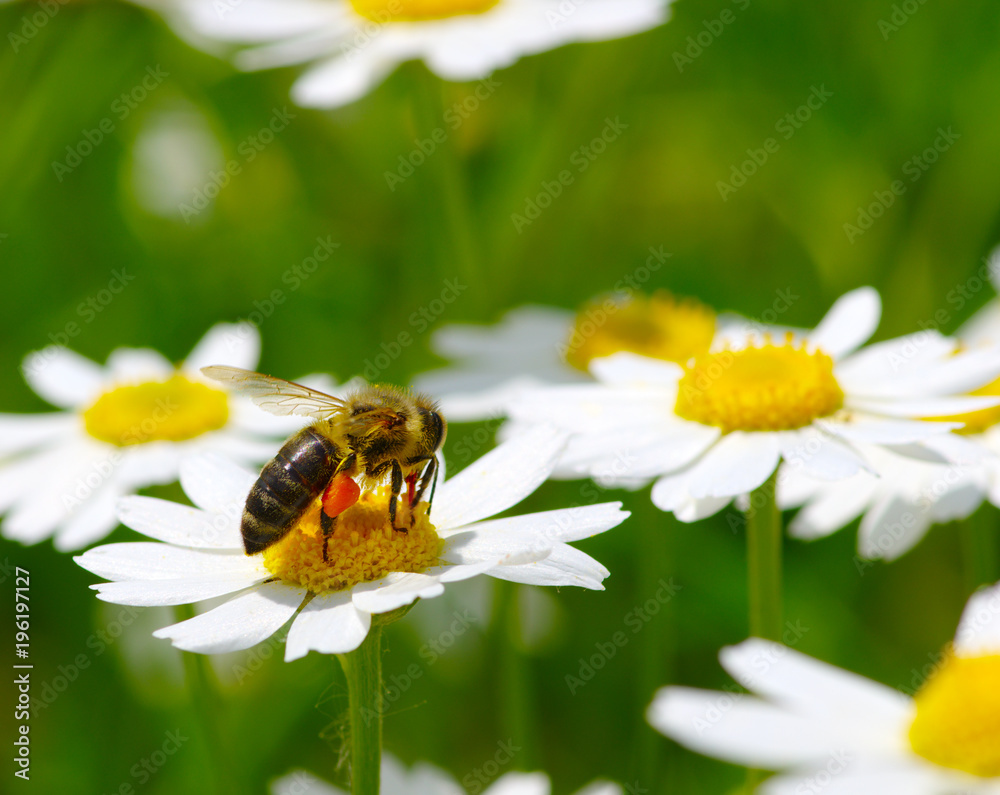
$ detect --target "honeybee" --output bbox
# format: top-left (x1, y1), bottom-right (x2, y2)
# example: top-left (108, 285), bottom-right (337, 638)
top-left (201, 366), bottom-right (446, 560)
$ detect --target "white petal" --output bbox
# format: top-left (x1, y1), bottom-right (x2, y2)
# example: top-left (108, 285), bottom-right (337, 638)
top-left (0, 413), bottom-right (77, 456)
top-left (153, 581), bottom-right (304, 653)
top-left (954, 581), bottom-right (1000, 656)
top-left (0, 451), bottom-right (50, 515)
top-left (351, 573), bottom-right (444, 613)
top-left (779, 432), bottom-right (868, 481)
top-left (2, 440), bottom-right (116, 543)
top-left (76, 542), bottom-right (261, 580)
top-left (422, 561), bottom-right (495, 583)
top-left (786, 476), bottom-right (877, 540)
top-left (647, 687), bottom-right (841, 769)
top-left (508, 384), bottom-right (666, 432)
top-left (819, 417), bottom-right (961, 444)
top-left (21, 346), bottom-right (105, 408)
top-left (116, 496), bottom-right (243, 549)
top-left (291, 51), bottom-right (397, 109)
top-left (568, 424), bottom-right (719, 480)
top-left (857, 495), bottom-right (932, 561)
top-left (106, 348), bottom-right (174, 383)
top-left (847, 394), bottom-right (1000, 418)
top-left (285, 591), bottom-right (371, 660)
top-left (488, 543), bottom-right (609, 590)
top-left (482, 772), bottom-right (551, 795)
top-left (762, 762), bottom-right (946, 795)
top-left (53, 479), bottom-right (122, 551)
top-left (183, 322), bottom-right (261, 373)
top-left (442, 527), bottom-right (552, 566)
top-left (919, 433), bottom-right (993, 465)
top-left (433, 425), bottom-right (567, 529)
top-left (671, 495), bottom-right (731, 522)
top-left (178, 453), bottom-right (257, 514)
top-left (271, 770), bottom-right (344, 795)
top-left (686, 433), bottom-right (781, 499)
top-left (720, 640), bottom-right (913, 737)
top-left (443, 502), bottom-right (628, 544)
top-left (808, 287), bottom-right (880, 359)
top-left (172, 0), bottom-right (344, 41)
top-left (929, 481), bottom-right (984, 524)
top-left (91, 572), bottom-right (269, 606)
top-left (852, 345), bottom-right (1000, 399)
top-left (588, 352), bottom-right (683, 386)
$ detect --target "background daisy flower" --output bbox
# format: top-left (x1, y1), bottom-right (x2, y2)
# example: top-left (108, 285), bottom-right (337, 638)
top-left (778, 440), bottom-right (990, 562)
top-left (273, 756), bottom-right (622, 794)
top-left (648, 579), bottom-right (1000, 793)
top-left (0, 322), bottom-right (301, 550)
top-left (776, 299), bottom-right (1000, 562)
top-left (74, 426), bottom-right (627, 660)
top-left (506, 287), bottom-right (1000, 521)
top-left (414, 289), bottom-right (716, 421)
top-left (143, 0), bottom-right (672, 108)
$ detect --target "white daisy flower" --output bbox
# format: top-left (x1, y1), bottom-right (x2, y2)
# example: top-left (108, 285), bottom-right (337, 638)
top-left (776, 285), bottom-right (1000, 562)
top-left (778, 441), bottom-right (991, 562)
top-left (144, 0), bottom-right (671, 109)
top-left (648, 580), bottom-right (1000, 793)
top-left (273, 755), bottom-right (621, 795)
top-left (414, 290), bottom-right (719, 421)
top-left (74, 426), bottom-right (627, 661)
top-left (0, 323), bottom-right (304, 551)
top-left (506, 287), bottom-right (1000, 521)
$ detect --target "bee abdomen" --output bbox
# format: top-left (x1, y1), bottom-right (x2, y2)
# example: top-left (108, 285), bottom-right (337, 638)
top-left (241, 427), bottom-right (341, 555)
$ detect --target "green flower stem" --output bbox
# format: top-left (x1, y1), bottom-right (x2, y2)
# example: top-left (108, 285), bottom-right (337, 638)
top-left (633, 506), bottom-right (674, 790)
top-left (176, 606), bottom-right (228, 795)
top-left (744, 470), bottom-right (783, 794)
top-left (746, 470), bottom-right (783, 642)
top-left (493, 580), bottom-right (537, 769)
top-left (337, 622), bottom-right (385, 795)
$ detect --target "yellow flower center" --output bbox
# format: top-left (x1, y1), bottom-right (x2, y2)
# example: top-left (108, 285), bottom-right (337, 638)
top-left (262, 487), bottom-right (442, 594)
top-left (349, 0), bottom-right (499, 22)
top-left (82, 375), bottom-right (229, 446)
top-left (924, 374), bottom-right (1000, 435)
top-left (908, 652), bottom-right (1000, 777)
top-left (565, 291), bottom-right (716, 371)
top-left (674, 335), bottom-right (844, 433)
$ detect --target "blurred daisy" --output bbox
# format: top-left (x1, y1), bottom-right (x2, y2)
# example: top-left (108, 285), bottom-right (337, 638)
top-left (274, 756), bottom-right (621, 794)
top-left (777, 289), bottom-right (1000, 562)
top-left (146, 0), bottom-right (671, 108)
top-left (0, 323), bottom-right (297, 551)
top-left (779, 441), bottom-right (991, 562)
top-left (415, 289), bottom-right (718, 421)
top-left (507, 287), bottom-right (1000, 521)
top-left (648, 580), bottom-right (1000, 793)
top-left (75, 426), bottom-right (627, 661)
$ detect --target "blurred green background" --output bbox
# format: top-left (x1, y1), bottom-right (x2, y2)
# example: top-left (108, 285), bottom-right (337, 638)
top-left (2, 0), bottom-right (1000, 792)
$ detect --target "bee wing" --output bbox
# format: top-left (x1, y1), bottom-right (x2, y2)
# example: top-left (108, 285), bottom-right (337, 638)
top-left (201, 366), bottom-right (346, 420)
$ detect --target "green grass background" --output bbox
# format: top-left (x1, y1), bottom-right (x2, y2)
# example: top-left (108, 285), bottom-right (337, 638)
top-left (2, 0), bottom-right (1000, 792)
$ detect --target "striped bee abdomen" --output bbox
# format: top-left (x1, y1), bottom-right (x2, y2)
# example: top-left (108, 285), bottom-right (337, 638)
top-left (241, 426), bottom-right (341, 555)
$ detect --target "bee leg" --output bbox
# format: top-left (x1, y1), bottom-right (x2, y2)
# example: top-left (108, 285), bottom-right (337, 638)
top-left (320, 512), bottom-right (336, 562)
top-left (408, 456), bottom-right (438, 527)
top-left (389, 460), bottom-right (407, 533)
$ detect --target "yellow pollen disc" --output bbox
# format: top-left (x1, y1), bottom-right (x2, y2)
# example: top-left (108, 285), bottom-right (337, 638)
top-left (674, 334), bottom-right (844, 433)
top-left (924, 374), bottom-right (1000, 435)
top-left (908, 652), bottom-right (1000, 777)
top-left (262, 487), bottom-right (442, 594)
top-left (565, 291), bottom-right (716, 371)
top-left (82, 375), bottom-right (229, 446)
top-left (349, 0), bottom-right (499, 22)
